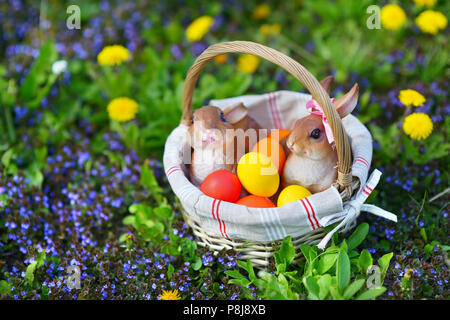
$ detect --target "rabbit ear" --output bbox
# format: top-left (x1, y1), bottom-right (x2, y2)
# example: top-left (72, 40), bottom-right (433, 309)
top-left (320, 75), bottom-right (334, 94)
top-left (334, 83), bottom-right (359, 119)
top-left (223, 102), bottom-right (248, 124)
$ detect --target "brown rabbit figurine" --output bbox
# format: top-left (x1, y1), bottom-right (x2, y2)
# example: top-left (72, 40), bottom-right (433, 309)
top-left (188, 102), bottom-right (260, 187)
top-left (282, 76), bottom-right (359, 193)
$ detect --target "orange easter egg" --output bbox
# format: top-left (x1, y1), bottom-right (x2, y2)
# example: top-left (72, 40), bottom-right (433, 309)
top-left (267, 129), bottom-right (291, 142)
top-left (236, 195), bottom-right (276, 208)
top-left (251, 137), bottom-right (286, 174)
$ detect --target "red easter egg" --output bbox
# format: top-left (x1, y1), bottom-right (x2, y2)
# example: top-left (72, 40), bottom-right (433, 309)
top-left (236, 195), bottom-right (276, 208)
top-left (200, 170), bottom-right (241, 203)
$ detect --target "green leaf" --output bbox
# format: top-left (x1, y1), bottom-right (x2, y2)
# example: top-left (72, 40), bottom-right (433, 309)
top-left (340, 239), bottom-right (348, 253)
top-left (122, 215), bottom-right (136, 226)
top-left (329, 284), bottom-right (343, 300)
top-left (358, 249), bottom-right (373, 274)
top-left (377, 252), bottom-right (393, 280)
top-left (0, 280), bottom-right (11, 294)
top-left (346, 223), bottom-right (369, 251)
top-left (343, 279), bottom-right (365, 299)
top-left (119, 233), bottom-right (127, 243)
top-left (300, 244), bottom-right (317, 264)
top-left (19, 40), bottom-right (58, 104)
top-left (424, 244), bottom-right (434, 255)
top-left (167, 264), bottom-right (174, 281)
top-left (236, 260), bottom-right (257, 282)
top-left (261, 273), bottom-right (290, 300)
top-left (419, 228), bottom-right (428, 242)
top-left (304, 276), bottom-right (320, 300)
top-left (317, 253), bottom-right (338, 274)
top-left (1, 149), bottom-right (13, 168)
top-left (35, 146), bottom-right (48, 166)
top-left (154, 204), bottom-right (173, 219)
top-left (356, 287), bottom-right (386, 300)
top-left (247, 260), bottom-right (257, 282)
top-left (140, 164), bottom-right (164, 203)
top-left (25, 261), bottom-right (38, 285)
top-left (180, 237), bottom-right (196, 257)
top-left (25, 164), bottom-right (44, 188)
top-left (192, 257), bottom-right (202, 271)
top-left (316, 274), bottom-right (332, 300)
top-left (274, 236), bottom-right (295, 267)
top-left (41, 285), bottom-right (49, 300)
top-left (225, 270), bottom-right (251, 287)
top-left (336, 250), bottom-right (351, 293)
top-left (36, 251), bottom-right (46, 268)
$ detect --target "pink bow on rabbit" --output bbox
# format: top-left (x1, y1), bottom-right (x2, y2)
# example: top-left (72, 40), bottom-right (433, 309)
top-left (306, 97), bottom-right (336, 145)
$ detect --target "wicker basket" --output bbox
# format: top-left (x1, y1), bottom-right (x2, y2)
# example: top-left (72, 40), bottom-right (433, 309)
top-left (164, 41), bottom-right (370, 269)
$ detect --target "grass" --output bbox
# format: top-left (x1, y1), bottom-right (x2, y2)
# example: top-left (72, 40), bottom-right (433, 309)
top-left (0, 0), bottom-right (448, 300)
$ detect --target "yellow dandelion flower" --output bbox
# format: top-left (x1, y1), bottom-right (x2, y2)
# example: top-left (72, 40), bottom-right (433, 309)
top-left (259, 23), bottom-right (281, 36)
top-left (380, 4), bottom-right (407, 30)
top-left (259, 24), bottom-right (272, 36)
top-left (399, 89), bottom-right (426, 107)
top-left (214, 54), bottom-right (228, 64)
top-left (125, 233), bottom-right (133, 241)
top-left (159, 289), bottom-right (181, 300)
top-left (252, 4), bottom-right (270, 20)
top-left (403, 112), bottom-right (433, 141)
top-left (413, 0), bottom-right (437, 8)
top-left (271, 23), bottom-right (281, 34)
top-left (186, 16), bottom-right (214, 42)
top-left (237, 54), bottom-right (260, 74)
top-left (404, 268), bottom-right (413, 280)
top-left (107, 97), bottom-right (138, 122)
top-left (97, 45), bottom-right (130, 66)
top-left (415, 10), bottom-right (448, 35)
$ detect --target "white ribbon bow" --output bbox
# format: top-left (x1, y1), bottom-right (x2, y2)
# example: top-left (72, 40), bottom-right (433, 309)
top-left (317, 169), bottom-right (397, 250)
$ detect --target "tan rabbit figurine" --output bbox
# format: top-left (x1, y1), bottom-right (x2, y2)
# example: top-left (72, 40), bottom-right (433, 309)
top-left (188, 102), bottom-right (261, 187)
top-left (282, 76), bottom-right (359, 193)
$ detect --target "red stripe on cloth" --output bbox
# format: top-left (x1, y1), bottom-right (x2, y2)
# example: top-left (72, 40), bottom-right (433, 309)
top-left (211, 199), bottom-right (225, 238)
top-left (166, 166), bottom-right (178, 176)
top-left (365, 186), bottom-right (373, 192)
top-left (211, 199), bottom-right (217, 219)
top-left (167, 168), bottom-right (180, 177)
top-left (271, 92), bottom-right (283, 129)
top-left (216, 200), bottom-right (228, 238)
top-left (267, 93), bottom-right (276, 128)
top-left (268, 93), bottom-right (282, 129)
top-left (167, 165), bottom-right (177, 172)
top-left (363, 189), bottom-right (371, 196)
top-left (300, 199), bottom-right (316, 230)
top-left (355, 157), bottom-right (369, 167)
top-left (305, 197), bottom-right (320, 229)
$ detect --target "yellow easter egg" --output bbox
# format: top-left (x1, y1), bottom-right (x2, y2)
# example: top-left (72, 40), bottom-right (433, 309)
top-left (277, 185), bottom-right (312, 207)
top-left (237, 152), bottom-right (279, 197)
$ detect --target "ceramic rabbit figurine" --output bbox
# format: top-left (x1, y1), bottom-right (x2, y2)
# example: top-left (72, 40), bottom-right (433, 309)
top-left (188, 102), bottom-right (260, 187)
top-left (282, 76), bottom-right (359, 193)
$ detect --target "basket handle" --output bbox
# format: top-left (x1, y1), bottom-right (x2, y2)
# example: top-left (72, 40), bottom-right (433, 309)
top-left (181, 41), bottom-right (353, 194)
